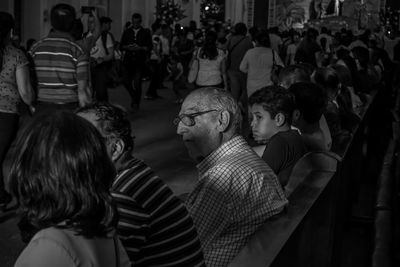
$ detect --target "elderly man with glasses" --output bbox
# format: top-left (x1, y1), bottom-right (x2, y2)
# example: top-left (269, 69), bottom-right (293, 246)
top-left (175, 87), bottom-right (288, 267)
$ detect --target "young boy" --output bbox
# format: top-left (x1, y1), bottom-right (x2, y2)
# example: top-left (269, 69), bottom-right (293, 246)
top-left (249, 85), bottom-right (307, 187)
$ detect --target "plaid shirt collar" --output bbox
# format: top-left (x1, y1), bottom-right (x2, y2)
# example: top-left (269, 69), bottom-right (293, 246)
top-left (197, 135), bottom-right (245, 177)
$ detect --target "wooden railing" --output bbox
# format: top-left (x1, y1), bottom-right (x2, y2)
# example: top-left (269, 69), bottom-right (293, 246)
top-left (229, 85), bottom-right (394, 267)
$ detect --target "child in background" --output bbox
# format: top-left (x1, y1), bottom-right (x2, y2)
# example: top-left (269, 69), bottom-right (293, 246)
top-left (167, 55), bottom-right (186, 103)
top-left (249, 86), bottom-right (307, 187)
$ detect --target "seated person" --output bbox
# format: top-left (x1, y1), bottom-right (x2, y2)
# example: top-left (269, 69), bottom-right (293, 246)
top-left (313, 67), bottom-right (360, 138)
top-left (249, 85), bottom-right (307, 187)
top-left (312, 67), bottom-right (343, 139)
top-left (330, 63), bottom-right (363, 113)
top-left (289, 82), bottom-right (331, 151)
top-left (10, 111), bottom-right (130, 267)
top-left (77, 103), bottom-right (205, 267)
top-left (277, 64), bottom-right (332, 148)
top-left (175, 87), bottom-right (287, 266)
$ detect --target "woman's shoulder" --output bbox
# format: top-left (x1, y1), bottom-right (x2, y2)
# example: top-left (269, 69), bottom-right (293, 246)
top-left (5, 45), bottom-right (26, 57)
top-left (15, 228), bottom-right (77, 267)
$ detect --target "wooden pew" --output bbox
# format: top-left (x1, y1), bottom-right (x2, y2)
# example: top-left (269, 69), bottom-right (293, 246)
top-left (228, 151), bottom-right (341, 267)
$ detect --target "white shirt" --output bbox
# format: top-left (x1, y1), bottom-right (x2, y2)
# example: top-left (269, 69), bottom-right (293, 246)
top-left (195, 48), bottom-right (226, 86)
top-left (90, 33), bottom-right (114, 59)
top-left (240, 47), bottom-right (284, 97)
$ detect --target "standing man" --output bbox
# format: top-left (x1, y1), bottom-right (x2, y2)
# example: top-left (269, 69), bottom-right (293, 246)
top-left (175, 87), bottom-right (288, 266)
top-left (77, 102), bottom-right (205, 267)
top-left (29, 3), bottom-right (91, 114)
top-left (226, 22), bottom-right (253, 111)
top-left (120, 13), bottom-right (152, 111)
top-left (90, 16), bottom-right (114, 101)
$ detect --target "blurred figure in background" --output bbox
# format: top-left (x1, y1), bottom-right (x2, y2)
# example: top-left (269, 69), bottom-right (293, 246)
top-left (0, 11), bottom-right (35, 210)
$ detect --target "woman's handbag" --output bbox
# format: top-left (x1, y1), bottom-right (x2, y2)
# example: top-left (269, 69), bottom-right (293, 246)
top-left (188, 49), bottom-right (200, 83)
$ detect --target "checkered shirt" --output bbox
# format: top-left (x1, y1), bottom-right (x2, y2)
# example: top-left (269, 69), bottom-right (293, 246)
top-left (185, 135), bottom-right (288, 267)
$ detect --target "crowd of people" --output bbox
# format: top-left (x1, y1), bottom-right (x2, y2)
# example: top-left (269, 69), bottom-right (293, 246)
top-left (0, 2), bottom-right (400, 267)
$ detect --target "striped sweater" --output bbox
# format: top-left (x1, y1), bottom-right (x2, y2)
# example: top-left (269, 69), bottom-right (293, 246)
top-left (112, 154), bottom-right (205, 267)
top-left (29, 31), bottom-right (89, 103)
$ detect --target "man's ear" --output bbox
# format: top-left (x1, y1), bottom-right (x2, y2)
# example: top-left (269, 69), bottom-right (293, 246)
top-left (217, 110), bottom-right (231, 132)
top-left (275, 112), bottom-right (286, 127)
top-left (111, 138), bottom-right (125, 161)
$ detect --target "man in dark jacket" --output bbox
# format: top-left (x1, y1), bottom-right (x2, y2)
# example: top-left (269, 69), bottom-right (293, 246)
top-left (120, 13), bottom-right (152, 111)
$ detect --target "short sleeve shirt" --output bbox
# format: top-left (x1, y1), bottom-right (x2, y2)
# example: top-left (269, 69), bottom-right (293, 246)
top-left (196, 48), bottom-right (226, 86)
top-left (0, 45), bottom-right (29, 113)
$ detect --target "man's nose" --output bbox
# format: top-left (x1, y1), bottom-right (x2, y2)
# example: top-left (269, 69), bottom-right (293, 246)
top-left (176, 121), bottom-right (186, 135)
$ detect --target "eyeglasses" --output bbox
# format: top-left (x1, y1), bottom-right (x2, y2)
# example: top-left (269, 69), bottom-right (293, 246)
top-left (173, 109), bottom-right (219, 126)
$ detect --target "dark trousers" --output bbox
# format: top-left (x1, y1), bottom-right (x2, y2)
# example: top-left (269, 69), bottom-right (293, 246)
top-left (122, 64), bottom-right (143, 107)
top-left (92, 62), bottom-right (111, 102)
top-left (0, 112), bottom-right (19, 196)
top-left (147, 60), bottom-right (162, 98)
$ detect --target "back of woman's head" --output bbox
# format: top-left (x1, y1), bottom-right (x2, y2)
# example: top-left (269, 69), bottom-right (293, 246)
top-left (9, 111), bottom-right (117, 239)
top-left (201, 30), bottom-right (218, 59)
top-left (255, 30), bottom-right (270, 47)
top-left (0, 12), bottom-right (14, 71)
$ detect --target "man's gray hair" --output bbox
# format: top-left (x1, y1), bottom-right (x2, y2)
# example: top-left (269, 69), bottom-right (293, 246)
top-left (195, 87), bottom-right (242, 134)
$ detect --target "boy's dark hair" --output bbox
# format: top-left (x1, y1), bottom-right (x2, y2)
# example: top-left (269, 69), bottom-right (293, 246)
top-left (9, 111), bottom-right (117, 241)
top-left (77, 102), bottom-right (134, 152)
top-left (289, 82), bottom-right (327, 124)
top-left (249, 85), bottom-right (295, 125)
top-left (50, 3), bottom-right (76, 32)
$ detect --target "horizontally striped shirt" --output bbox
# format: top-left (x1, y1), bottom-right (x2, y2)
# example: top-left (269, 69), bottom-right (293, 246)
top-left (29, 31), bottom-right (89, 103)
top-left (186, 135), bottom-right (288, 266)
top-left (112, 154), bottom-right (205, 267)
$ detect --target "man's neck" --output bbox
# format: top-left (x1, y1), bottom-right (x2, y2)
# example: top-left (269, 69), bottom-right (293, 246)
top-left (114, 151), bottom-right (134, 173)
top-left (298, 122), bottom-right (321, 134)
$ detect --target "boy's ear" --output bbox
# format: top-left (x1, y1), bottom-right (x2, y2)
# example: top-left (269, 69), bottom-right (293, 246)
top-left (275, 112), bottom-right (286, 127)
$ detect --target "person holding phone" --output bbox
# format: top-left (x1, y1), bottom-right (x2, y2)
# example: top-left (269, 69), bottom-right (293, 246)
top-left (120, 13), bottom-right (152, 111)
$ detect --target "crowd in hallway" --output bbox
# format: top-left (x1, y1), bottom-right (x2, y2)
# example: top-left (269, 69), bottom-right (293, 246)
top-left (0, 2), bottom-right (400, 267)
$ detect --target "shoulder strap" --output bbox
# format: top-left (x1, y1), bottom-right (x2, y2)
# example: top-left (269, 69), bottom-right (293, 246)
top-left (228, 36), bottom-right (246, 55)
top-left (101, 32), bottom-right (110, 55)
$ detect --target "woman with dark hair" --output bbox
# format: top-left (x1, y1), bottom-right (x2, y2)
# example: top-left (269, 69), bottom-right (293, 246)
top-left (0, 12), bottom-right (34, 210)
top-left (240, 29), bottom-right (284, 98)
top-left (190, 30), bottom-right (227, 88)
top-left (10, 111), bottom-right (130, 267)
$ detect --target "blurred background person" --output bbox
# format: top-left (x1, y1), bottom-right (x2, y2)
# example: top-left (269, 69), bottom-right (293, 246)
top-left (0, 12), bottom-right (34, 210)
